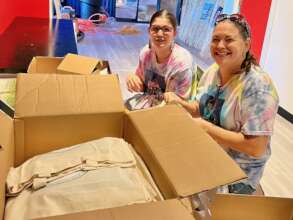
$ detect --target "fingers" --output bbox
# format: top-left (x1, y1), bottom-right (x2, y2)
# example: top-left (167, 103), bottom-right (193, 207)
top-left (126, 74), bottom-right (144, 92)
top-left (164, 92), bottom-right (181, 104)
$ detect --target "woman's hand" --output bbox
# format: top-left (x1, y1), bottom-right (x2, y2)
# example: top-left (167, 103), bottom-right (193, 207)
top-left (126, 74), bottom-right (144, 92)
top-left (164, 92), bottom-right (183, 105)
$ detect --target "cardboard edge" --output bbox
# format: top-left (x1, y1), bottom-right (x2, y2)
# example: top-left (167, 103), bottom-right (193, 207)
top-left (27, 57), bottom-right (37, 73)
top-left (0, 111), bottom-right (14, 219)
top-left (32, 199), bottom-right (197, 220)
top-left (14, 119), bottom-right (25, 167)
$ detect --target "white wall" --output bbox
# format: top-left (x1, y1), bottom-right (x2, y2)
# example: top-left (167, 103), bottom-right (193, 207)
top-left (260, 0), bottom-right (293, 114)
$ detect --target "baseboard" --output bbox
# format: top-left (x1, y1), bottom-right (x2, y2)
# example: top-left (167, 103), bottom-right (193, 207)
top-left (278, 106), bottom-right (293, 124)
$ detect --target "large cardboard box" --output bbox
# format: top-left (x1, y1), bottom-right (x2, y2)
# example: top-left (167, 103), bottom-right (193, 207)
top-left (28, 54), bottom-right (111, 75)
top-left (1, 73), bottom-right (288, 220)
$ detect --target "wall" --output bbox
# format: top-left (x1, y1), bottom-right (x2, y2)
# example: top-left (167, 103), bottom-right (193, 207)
top-left (15, 0), bottom-right (49, 18)
top-left (0, 0), bottom-right (49, 34)
top-left (0, 0), bottom-right (15, 34)
top-left (260, 0), bottom-right (293, 114)
top-left (240, 0), bottom-right (271, 62)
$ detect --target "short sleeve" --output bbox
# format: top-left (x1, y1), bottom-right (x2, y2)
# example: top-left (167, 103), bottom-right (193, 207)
top-left (135, 45), bottom-right (150, 81)
top-left (240, 78), bottom-right (279, 136)
top-left (173, 68), bottom-right (193, 99)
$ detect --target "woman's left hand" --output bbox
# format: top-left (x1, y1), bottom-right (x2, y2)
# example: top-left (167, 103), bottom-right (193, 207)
top-left (164, 92), bottom-right (182, 104)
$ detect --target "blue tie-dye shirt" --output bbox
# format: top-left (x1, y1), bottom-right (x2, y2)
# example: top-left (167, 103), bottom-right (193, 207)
top-left (196, 64), bottom-right (279, 188)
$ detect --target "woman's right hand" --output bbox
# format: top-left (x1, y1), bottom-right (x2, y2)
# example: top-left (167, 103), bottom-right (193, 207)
top-left (126, 74), bottom-right (144, 92)
top-left (164, 92), bottom-right (183, 105)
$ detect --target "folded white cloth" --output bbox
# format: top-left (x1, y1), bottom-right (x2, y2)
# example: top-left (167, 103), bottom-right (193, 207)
top-left (5, 137), bottom-right (160, 220)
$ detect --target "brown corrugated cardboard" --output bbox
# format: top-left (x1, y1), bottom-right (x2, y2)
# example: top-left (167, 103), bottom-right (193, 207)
top-left (56, 53), bottom-right (111, 75)
top-left (27, 57), bottom-right (63, 73)
top-left (125, 105), bottom-right (245, 198)
top-left (33, 199), bottom-right (196, 220)
top-left (14, 74), bottom-right (125, 165)
top-left (211, 194), bottom-right (293, 220)
top-left (0, 111), bottom-right (14, 219)
top-left (27, 54), bottom-right (111, 75)
top-left (4, 71), bottom-right (285, 220)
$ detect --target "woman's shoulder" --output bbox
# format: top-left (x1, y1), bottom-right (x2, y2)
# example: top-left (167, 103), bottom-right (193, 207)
top-left (140, 44), bottom-right (151, 55)
top-left (243, 65), bottom-right (278, 98)
top-left (139, 44), bottom-right (153, 60)
top-left (246, 66), bottom-right (274, 86)
top-left (200, 63), bottom-right (219, 80)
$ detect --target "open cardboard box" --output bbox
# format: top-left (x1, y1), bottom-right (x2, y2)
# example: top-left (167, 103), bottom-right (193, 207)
top-left (27, 53), bottom-right (111, 75)
top-left (0, 73), bottom-right (292, 219)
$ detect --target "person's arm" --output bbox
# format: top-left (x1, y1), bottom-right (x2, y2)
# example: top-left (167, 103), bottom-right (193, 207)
top-left (194, 117), bottom-right (269, 158)
top-left (164, 92), bottom-right (200, 117)
top-left (126, 49), bottom-right (145, 92)
top-left (126, 74), bottom-right (144, 92)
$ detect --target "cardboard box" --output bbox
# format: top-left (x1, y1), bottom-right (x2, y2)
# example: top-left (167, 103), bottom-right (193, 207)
top-left (0, 73), bottom-right (247, 219)
top-left (210, 194), bottom-right (293, 220)
top-left (28, 54), bottom-right (111, 75)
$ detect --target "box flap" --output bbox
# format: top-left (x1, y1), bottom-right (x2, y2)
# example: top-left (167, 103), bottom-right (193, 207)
top-left (0, 111), bottom-right (15, 219)
top-left (125, 105), bottom-right (246, 197)
top-left (211, 194), bottom-right (293, 220)
top-left (57, 53), bottom-right (101, 75)
top-left (27, 57), bottom-right (63, 74)
top-left (14, 74), bottom-right (124, 118)
top-left (32, 199), bottom-right (196, 220)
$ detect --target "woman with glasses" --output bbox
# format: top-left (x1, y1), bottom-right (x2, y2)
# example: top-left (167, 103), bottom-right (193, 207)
top-left (164, 14), bottom-right (279, 194)
top-left (125, 9), bottom-right (193, 110)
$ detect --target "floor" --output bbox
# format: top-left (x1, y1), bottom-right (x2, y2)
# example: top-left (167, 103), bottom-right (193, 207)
top-left (77, 21), bottom-right (293, 198)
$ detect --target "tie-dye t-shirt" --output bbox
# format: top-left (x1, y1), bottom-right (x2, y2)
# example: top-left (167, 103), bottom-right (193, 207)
top-left (125, 44), bottom-right (193, 110)
top-left (196, 64), bottom-right (279, 188)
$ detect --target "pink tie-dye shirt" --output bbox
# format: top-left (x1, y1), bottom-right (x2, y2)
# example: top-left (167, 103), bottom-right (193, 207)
top-left (125, 44), bottom-right (193, 110)
top-left (135, 44), bottom-right (193, 100)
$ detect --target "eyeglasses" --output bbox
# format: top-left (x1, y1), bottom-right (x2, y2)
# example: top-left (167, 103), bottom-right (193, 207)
top-left (150, 25), bottom-right (173, 34)
top-left (215, 13), bottom-right (250, 37)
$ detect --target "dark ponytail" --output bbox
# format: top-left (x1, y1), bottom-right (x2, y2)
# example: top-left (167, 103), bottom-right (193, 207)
top-left (241, 51), bottom-right (259, 73)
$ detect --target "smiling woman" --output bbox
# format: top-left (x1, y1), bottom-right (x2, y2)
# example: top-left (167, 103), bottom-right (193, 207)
top-left (164, 13), bottom-right (279, 195)
top-left (125, 9), bottom-right (194, 111)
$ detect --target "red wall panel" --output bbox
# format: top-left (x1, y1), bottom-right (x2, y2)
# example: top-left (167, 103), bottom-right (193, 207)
top-left (16, 0), bottom-right (49, 18)
top-left (0, 0), bottom-right (16, 34)
top-left (240, 0), bottom-right (272, 62)
top-left (0, 0), bottom-right (49, 34)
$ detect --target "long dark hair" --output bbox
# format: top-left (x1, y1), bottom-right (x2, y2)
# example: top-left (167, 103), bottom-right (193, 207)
top-left (234, 22), bottom-right (259, 73)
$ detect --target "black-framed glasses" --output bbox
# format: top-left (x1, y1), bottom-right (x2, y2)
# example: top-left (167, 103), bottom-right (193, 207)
top-left (215, 13), bottom-right (250, 37)
top-left (150, 25), bottom-right (174, 34)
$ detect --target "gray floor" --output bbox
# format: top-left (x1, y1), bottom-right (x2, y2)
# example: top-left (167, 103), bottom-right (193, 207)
top-left (77, 21), bottom-right (293, 198)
